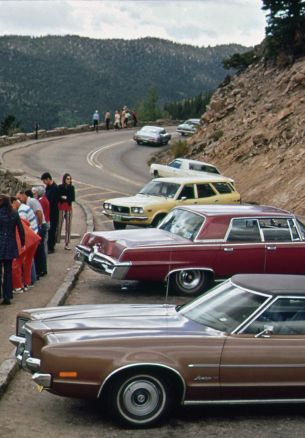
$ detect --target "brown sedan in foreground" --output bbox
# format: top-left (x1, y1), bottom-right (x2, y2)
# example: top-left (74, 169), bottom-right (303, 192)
top-left (10, 274), bottom-right (305, 427)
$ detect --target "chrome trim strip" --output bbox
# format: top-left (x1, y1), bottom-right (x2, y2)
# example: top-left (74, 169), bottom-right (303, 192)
top-left (183, 398), bottom-right (305, 406)
top-left (188, 364), bottom-right (219, 368)
top-left (166, 267), bottom-right (214, 282)
top-left (97, 363), bottom-right (186, 401)
top-left (222, 364), bottom-right (305, 368)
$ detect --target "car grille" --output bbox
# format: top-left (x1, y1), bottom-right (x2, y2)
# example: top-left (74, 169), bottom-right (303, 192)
top-left (112, 205), bottom-right (130, 214)
top-left (25, 329), bottom-right (32, 354)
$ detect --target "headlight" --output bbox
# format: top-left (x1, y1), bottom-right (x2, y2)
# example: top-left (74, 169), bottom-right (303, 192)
top-left (103, 202), bottom-right (112, 210)
top-left (131, 207), bottom-right (144, 214)
top-left (17, 316), bottom-right (30, 337)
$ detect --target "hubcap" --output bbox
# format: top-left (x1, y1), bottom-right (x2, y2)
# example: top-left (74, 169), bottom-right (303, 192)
top-left (120, 378), bottom-right (164, 419)
top-left (178, 270), bottom-right (202, 290)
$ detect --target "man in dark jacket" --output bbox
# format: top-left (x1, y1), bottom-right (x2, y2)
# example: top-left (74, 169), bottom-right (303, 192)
top-left (41, 172), bottom-right (59, 254)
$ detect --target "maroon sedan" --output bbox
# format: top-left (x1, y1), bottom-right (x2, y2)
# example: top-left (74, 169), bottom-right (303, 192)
top-left (76, 204), bottom-right (305, 295)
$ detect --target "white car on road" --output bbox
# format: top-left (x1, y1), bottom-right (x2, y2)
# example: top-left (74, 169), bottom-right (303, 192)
top-left (150, 158), bottom-right (225, 179)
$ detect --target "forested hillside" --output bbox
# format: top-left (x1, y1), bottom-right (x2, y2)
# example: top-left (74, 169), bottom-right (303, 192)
top-left (0, 35), bottom-right (248, 131)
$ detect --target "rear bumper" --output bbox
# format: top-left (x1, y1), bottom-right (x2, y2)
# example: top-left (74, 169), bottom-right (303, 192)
top-left (75, 244), bottom-right (131, 279)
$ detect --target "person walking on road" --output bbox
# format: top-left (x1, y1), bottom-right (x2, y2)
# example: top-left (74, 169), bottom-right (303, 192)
top-left (41, 172), bottom-right (59, 254)
top-left (0, 194), bottom-right (25, 304)
top-left (56, 173), bottom-right (75, 250)
top-left (92, 110), bottom-right (100, 132)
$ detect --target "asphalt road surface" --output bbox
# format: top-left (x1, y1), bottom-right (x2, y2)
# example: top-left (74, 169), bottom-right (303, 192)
top-left (2, 129), bottom-right (305, 437)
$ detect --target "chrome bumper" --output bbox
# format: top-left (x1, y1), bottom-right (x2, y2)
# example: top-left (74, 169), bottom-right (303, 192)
top-left (75, 244), bottom-right (131, 280)
top-left (33, 372), bottom-right (52, 389)
top-left (102, 210), bottom-right (149, 222)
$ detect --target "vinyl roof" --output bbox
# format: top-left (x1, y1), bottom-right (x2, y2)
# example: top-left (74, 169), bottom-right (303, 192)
top-left (231, 274), bottom-right (305, 295)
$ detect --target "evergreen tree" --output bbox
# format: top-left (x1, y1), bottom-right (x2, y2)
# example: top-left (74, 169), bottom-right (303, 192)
top-left (0, 114), bottom-right (20, 136)
top-left (262, 0), bottom-right (305, 58)
top-left (136, 87), bottom-right (164, 122)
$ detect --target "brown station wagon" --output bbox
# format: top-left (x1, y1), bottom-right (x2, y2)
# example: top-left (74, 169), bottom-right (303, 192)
top-left (10, 274), bottom-right (305, 427)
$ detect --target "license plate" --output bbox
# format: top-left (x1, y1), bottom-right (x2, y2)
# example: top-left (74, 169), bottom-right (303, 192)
top-left (113, 214), bottom-right (122, 221)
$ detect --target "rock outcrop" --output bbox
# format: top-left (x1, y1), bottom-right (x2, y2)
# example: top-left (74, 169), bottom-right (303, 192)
top-left (160, 57), bottom-right (305, 216)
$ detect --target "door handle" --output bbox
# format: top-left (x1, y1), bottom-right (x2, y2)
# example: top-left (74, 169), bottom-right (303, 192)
top-left (266, 245), bottom-right (277, 251)
top-left (224, 247), bottom-right (234, 252)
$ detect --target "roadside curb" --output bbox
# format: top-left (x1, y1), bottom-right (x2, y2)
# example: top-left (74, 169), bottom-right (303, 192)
top-left (0, 201), bottom-right (94, 398)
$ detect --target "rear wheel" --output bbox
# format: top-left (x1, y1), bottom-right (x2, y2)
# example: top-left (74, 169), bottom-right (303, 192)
top-left (113, 221), bottom-right (126, 230)
top-left (108, 372), bottom-right (172, 427)
top-left (172, 269), bottom-right (211, 296)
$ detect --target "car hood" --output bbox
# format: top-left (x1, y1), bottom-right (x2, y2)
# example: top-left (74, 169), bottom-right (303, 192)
top-left (107, 194), bottom-right (171, 207)
top-left (25, 304), bottom-right (221, 342)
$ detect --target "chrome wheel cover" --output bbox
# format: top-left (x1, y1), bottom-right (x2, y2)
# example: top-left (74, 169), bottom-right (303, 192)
top-left (117, 376), bottom-right (166, 423)
top-left (177, 270), bottom-right (203, 291)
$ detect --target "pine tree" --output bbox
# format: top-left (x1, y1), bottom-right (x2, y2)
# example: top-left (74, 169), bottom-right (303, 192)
top-left (262, 0), bottom-right (305, 58)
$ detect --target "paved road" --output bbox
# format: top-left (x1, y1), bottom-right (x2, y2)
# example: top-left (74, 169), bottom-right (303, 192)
top-left (2, 130), bottom-right (305, 436)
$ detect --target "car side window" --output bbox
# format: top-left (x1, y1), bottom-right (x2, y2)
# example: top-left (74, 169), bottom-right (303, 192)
top-left (197, 184), bottom-right (216, 198)
top-left (178, 185), bottom-right (195, 200)
top-left (169, 160), bottom-right (181, 169)
top-left (243, 298), bottom-right (305, 335)
top-left (213, 182), bottom-right (233, 194)
top-left (227, 219), bottom-right (261, 242)
top-left (258, 218), bottom-right (293, 242)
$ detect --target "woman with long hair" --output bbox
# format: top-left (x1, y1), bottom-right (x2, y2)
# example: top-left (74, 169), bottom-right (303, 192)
top-left (56, 173), bottom-right (75, 250)
top-left (0, 194), bottom-right (25, 304)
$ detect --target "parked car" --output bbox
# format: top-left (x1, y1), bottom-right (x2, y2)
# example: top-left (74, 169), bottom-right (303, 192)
top-left (77, 204), bottom-right (305, 295)
top-left (176, 118), bottom-right (201, 135)
top-left (133, 125), bottom-right (171, 146)
top-left (150, 158), bottom-right (223, 179)
top-left (10, 273), bottom-right (305, 427)
top-left (102, 175), bottom-right (240, 229)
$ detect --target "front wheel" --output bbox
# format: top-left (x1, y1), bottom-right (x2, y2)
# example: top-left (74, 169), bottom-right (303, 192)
top-left (171, 270), bottom-right (211, 296)
top-left (113, 221), bottom-right (126, 230)
top-left (108, 373), bottom-right (172, 427)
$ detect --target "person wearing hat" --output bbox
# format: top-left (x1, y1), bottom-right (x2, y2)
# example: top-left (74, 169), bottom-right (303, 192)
top-left (0, 194), bottom-right (25, 304)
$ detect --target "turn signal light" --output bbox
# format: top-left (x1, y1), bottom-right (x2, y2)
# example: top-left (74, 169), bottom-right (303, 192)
top-left (59, 371), bottom-right (78, 378)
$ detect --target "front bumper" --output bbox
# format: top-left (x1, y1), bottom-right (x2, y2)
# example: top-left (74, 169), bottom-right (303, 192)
top-left (75, 244), bottom-right (131, 279)
top-left (103, 210), bottom-right (149, 223)
top-left (10, 335), bottom-right (41, 373)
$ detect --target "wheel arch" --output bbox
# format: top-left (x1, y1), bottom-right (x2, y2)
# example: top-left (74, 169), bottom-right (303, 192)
top-left (166, 267), bottom-right (215, 283)
top-left (98, 362), bottom-right (186, 404)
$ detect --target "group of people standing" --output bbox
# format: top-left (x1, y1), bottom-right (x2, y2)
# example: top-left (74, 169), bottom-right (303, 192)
top-left (92, 107), bottom-right (137, 132)
top-left (0, 172), bottom-right (75, 305)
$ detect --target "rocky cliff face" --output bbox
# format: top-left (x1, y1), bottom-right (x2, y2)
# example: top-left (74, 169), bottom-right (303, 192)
top-left (163, 57), bottom-right (305, 216)
top-left (191, 57), bottom-right (305, 216)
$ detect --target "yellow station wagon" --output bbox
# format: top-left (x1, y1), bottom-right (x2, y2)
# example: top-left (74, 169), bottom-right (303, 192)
top-left (103, 176), bottom-right (240, 229)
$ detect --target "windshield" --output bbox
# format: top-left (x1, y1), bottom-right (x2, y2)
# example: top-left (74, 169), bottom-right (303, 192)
top-left (139, 181), bottom-right (179, 198)
top-left (159, 208), bottom-right (204, 240)
top-left (179, 281), bottom-right (270, 332)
